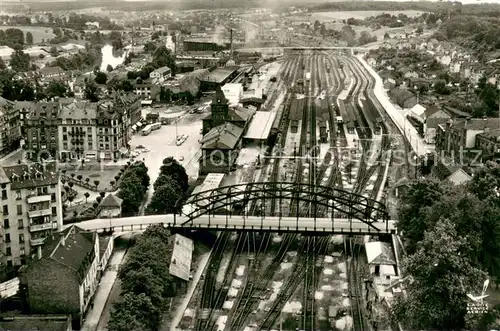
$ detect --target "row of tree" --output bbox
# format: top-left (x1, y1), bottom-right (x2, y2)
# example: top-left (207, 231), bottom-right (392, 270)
top-left (108, 225), bottom-right (174, 331)
top-left (145, 157), bottom-right (188, 215)
top-left (0, 28), bottom-right (34, 48)
top-left (394, 162), bottom-right (500, 330)
top-left (116, 161), bottom-right (150, 217)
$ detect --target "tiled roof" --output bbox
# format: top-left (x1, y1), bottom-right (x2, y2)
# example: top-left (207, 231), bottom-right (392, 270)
top-left (59, 100), bottom-right (98, 119)
top-left (1, 162), bottom-right (58, 190)
top-left (47, 225), bottom-right (96, 280)
top-left (201, 123), bottom-right (243, 150)
top-left (453, 118), bottom-right (500, 131)
top-left (477, 129), bottom-right (500, 142)
top-left (100, 194), bottom-right (123, 208)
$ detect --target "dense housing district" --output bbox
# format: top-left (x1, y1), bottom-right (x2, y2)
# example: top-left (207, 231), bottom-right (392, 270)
top-left (0, 1), bottom-right (499, 331)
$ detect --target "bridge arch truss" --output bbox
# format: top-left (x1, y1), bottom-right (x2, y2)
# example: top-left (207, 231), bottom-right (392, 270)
top-left (182, 182), bottom-right (389, 232)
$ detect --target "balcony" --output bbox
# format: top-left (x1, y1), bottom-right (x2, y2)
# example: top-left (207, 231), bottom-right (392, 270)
top-left (28, 209), bottom-right (51, 218)
top-left (27, 195), bottom-right (51, 204)
top-left (30, 237), bottom-right (46, 245)
top-left (29, 222), bottom-right (57, 232)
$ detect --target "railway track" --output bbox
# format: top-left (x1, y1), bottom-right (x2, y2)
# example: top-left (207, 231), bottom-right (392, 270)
top-left (228, 234), bottom-right (296, 331)
top-left (196, 233), bottom-right (247, 331)
top-left (258, 235), bottom-right (330, 330)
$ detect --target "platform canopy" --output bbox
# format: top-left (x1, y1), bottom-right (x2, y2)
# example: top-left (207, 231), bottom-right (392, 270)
top-left (244, 111), bottom-right (277, 141)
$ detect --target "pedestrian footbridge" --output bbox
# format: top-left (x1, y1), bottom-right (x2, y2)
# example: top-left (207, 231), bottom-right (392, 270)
top-left (72, 182), bottom-right (397, 235)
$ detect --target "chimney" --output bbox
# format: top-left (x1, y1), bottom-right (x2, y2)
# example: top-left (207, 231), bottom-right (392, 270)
top-left (37, 246), bottom-right (42, 260)
top-left (60, 232), bottom-right (65, 246)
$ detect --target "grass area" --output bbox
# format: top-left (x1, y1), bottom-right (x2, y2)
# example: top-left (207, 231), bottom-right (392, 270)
top-left (0, 26), bottom-right (55, 44)
top-left (64, 202), bottom-right (95, 221)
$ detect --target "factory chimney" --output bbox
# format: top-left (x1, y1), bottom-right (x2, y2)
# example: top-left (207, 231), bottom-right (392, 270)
top-left (229, 28), bottom-right (233, 58)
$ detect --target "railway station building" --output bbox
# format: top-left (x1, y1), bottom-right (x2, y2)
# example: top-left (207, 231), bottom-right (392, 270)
top-left (199, 66), bottom-right (240, 91)
top-left (199, 87), bottom-right (254, 175)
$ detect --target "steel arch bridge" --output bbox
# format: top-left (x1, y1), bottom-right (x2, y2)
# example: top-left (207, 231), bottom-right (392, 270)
top-left (181, 182), bottom-right (389, 232)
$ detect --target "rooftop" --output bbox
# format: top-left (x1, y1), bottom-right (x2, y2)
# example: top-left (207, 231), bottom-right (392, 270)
top-left (59, 100), bottom-right (98, 119)
top-left (201, 122), bottom-right (244, 150)
top-left (201, 66), bottom-right (239, 84)
top-left (100, 194), bottom-right (123, 208)
top-left (1, 162), bottom-right (58, 190)
top-left (365, 241), bottom-right (396, 265)
top-left (477, 129), bottom-right (500, 142)
top-left (453, 118), bottom-right (500, 131)
top-left (0, 315), bottom-right (71, 331)
top-left (244, 110), bottom-right (277, 140)
top-left (168, 234), bottom-right (193, 282)
top-left (43, 225), bottom-right (96, 281)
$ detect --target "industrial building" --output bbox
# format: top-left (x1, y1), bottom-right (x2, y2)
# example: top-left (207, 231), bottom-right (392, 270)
top-left (199, 66), bottom-right (240, 91)
top-left (183, 39), bottom-right (230, 52)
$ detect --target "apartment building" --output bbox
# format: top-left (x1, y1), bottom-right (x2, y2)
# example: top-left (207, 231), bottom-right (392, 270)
top-left (436, 118), bottom-right (500, 163)
top-left (21, 225), bottom-right (101, 328)
top-left (0, 97), bottom-right (21, 156)
top-left (475, 129), bottom-right (500, 162)
top-left (96, 94), bottom-right (141, 160)
top-left (0, 162), bottom-right (63, 267)
top-left (18, 94), bottom-right (140, 161)
top-left (58, 101), bottom-right (98, 160)
top-left (18, 101), bottom-right (60, 160)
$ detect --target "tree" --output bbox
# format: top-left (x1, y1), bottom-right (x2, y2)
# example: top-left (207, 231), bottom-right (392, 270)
top-left (159, 157), bottom-right (188, 193)
top-left (84, 81), bottom-right (99, 102)
top-left (397, 179), bottom-right (449, 253)
top-left (77, 175), bottom-right (83, 181)
top-left (67, 196), bottom-right (74, 207)
top-left (152, 45), bottom-right (176, 73)
top-left (84, 192), bottom-right (90, 203)
top-left (106, 64), bottom-right (113, 72)
top-left (85, 178), bottom-right (90, 184)
top-left (392, 219), bottom-right (486, 330)
top-left (108, 293), bottom-right (157, 331)
top-left (44, 81), bottom-right (70, 98)
top-left (434, 79), bottom-right (450, 95)
top-left (0, 57), bottom-right (5, 70)
top-left (93, 180), bottom-right (100, 190)
top-left (95, 71), bottom-right (108, 85)
top-left (49, 46), bottom-right (58, 57)
top-left (9, 50), bottom-right (30, 72)
top-left (145, 180), bottom-right (182, 215)
top-left (143, 41), bottom-right (157, 53)
top-left (26, 31), bottom-right (34, 44)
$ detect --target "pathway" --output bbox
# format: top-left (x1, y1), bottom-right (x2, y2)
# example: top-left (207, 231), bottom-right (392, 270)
top-left (81, 250), bottom-right (127, 331)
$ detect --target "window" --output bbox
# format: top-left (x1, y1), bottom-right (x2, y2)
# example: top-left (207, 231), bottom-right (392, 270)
top-left (87, 127), bottom-right (92, 132)
top-left (7, 261), bottom-right (12, 267)
top-left (16, 191), bottom-right (21, 200)
top-left (88, 142), bottom-right (93, 149)
top-left (2, 205), bottom-right (8, 215)
top-left (5, 234), bottom-right (10, 243)
top-left (52, 206), bottom-right (57, 216)
top-left (63, 127), bottom-right (67, 133)
top-left (18, 219), bottom-right (23, 229)
top-left (42, 187), bottom-right (48, 194)
top-left (51, 193), bottom-right (56, 202)
top-left (63, 142), bottom-right (68, 149)
top-left (19, 234), bottom-right (24, 243)
top-left (20, 248), bottom-right (26, 256)
top-left (16, 205), bottom-right (22, 215)
top-left (6, 247), bottom-right (11, 256)
top-left (63, 135), bottom-right (67, 141)
top-left (3, 219), bottom-right (9, 228)
top-left (1, 190), bottom-right (7, 200)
